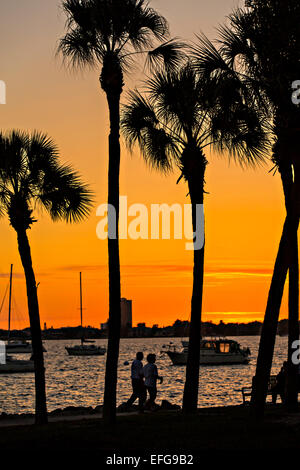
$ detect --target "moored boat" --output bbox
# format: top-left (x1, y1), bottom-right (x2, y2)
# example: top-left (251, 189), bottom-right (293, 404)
top-left (65, 343), bottom-right (106, 356)
top-left (6, 338), bottom-right (33, 354)
top-left (1, 265), bottom-right (46, 354)
top-left (65, 272), bottom-right (106, 357)
top-left (0, 355), bottom-right (34, 373)
top-left (162, 338), bottom-right (251, 365)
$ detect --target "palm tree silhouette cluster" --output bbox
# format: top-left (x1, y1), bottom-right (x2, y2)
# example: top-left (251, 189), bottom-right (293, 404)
top-left (0, 0), bottom-right (299, 425)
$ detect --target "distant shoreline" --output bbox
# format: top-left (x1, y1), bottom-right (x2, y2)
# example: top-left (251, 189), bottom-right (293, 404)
top-left (0, 319), bottom-right (291, 340)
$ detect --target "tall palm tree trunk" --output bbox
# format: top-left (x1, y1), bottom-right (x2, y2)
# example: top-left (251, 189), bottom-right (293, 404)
top-left (286, 230), bottom-right (299, 409)
top-left (182, 174), bottom-right (205, 413)
top-left (251, 217), bottom-right (299, 417)
top-left (16, 228), bottom-right (47, 425)
top-left (103, 87), bottom-right (122, 425)
top-left (251, 217), bottom-right (290, 417)
top-left (286, 158), bottom-right (300, 409)
top-left (251, 162), bottom-right (299, 417)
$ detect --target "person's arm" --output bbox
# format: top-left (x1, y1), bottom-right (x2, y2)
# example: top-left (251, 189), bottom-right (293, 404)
top-left (154, 365), bottom-right (163, 384)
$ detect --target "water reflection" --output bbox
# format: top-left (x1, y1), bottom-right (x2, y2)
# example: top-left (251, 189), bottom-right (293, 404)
top-left (0, 336), bottom-right (288, 414)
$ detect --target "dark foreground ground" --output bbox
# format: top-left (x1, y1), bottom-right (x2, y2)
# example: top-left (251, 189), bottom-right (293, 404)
top-left (0, 405), bottom-right (299, 463)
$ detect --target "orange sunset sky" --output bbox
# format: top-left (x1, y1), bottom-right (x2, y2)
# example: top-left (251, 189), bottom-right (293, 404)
top-left (0, 0), bottom-right (292, 329)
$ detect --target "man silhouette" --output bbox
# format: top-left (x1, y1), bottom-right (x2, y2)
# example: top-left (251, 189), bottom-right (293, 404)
top-left (126, 352), bottom-right (146, 412)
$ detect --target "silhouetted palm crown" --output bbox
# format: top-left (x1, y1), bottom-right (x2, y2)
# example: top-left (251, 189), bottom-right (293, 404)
top-left (0, 130), bottom-right (92, 231)
top-left (58, 0), bottom-right (185, 93)
top-left (221, 4), bottom-right (300, 110)
top-left (195, 4), bottom-right (300, 169)
top-left (122, 62), bottom-right (268, 185)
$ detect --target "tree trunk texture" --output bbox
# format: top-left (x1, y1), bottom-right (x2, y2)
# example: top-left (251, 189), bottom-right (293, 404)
top-left (16, 228), bottom-right (47, 425)
top-left (286, 158), bottom-right (300, 409)
top-left (251, 162), bottom-right (299, 417)
top-left (182, 172), bottom-right (205, 413)
top-left (103, 90), bottom-right (122, 425)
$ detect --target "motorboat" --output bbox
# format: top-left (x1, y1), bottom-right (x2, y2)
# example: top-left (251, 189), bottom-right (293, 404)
top-left (162, 338), bottom-right (251, 365)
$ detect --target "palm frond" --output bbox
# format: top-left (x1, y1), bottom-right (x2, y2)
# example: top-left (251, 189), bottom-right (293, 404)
top-left (217, 18), bottom-right (253, 70)
top-left (190, 34), bottom-right (230, 78)
top-left (38, 163), bottom-right (93, 223)
top-left (146, 65), bottom-right (201, 138)
top-left (0, 184), bottom-right (10, 217)
top-left (138, 126), bottom-right (176, 173)
top-left (0, 130), bottom-right (29, 194)
top-left (121, 90), bottom-right (158, 150)
top-left (146, 39), bottom-right (187, 73)
top-left (57, 27), bottom-right (98, 69)
top-left (26, 131), bottom-right (60, 173)
top-left (211, 105), bottom-right (271, 167)
top-left (0, 129), bottom-right (93, 227)
top-left (121, 90), bottom-right (177, 172)
top-left (59, 0), bottom-right (173, 71)
top-left (124, 1), bottom-right (169, 51)
top-left (61, 0), bottom-right (92, 29)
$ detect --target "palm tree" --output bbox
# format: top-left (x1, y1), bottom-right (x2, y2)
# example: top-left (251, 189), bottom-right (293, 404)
top-left (205, 2), bottom-right (300, 416)
top-left (0, 130), bottom-right (92, 424)
top-left (121, 61), bottom-right (268, 412)
top-left (58, 0), bottom-right (184, 424)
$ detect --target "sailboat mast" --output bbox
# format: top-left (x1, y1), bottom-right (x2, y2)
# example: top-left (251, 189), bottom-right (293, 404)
top-left (8, 264), bottom-right (13, 336)
top-left (80, 272), bottom-right (83, 327)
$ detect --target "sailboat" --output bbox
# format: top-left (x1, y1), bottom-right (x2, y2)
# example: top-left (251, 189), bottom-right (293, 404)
top-left (65, 272), bottom-right (106, 356)
top-left (3, 264), bottom-right (32, 353)
top-left (0, 264), bottom-right (34, 373)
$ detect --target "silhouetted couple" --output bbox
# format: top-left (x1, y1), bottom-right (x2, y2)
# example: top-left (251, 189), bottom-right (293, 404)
top-left (126, 352), bottom-right (163, 412)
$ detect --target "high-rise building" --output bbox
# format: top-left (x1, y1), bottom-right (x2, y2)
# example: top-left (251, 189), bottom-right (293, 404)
top-left (121, 298), bottom-right (132, 329)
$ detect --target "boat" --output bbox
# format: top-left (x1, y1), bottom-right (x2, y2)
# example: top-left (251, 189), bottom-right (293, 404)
top-left (0, 264), bottom-right (47, 354)
top-left (2, 265), bottom-right (47, 353)
top-left (6, 338), bottom-right (32, 354)
top-left (0, 265), bottom-right (46, 373)
top-left (162, 338), bottom-right (251, 365)
top-left (66, 343), bottom-right (106, 356)
top-left (0, 355), bottom-right (34, 373)
top-left (1, 264), bottom-right (34, 354)
top-left (65, 272), bottom-right (106, 356)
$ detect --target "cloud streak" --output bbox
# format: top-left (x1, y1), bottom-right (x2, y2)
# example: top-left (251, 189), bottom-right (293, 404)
top-left (56, 263), bottom-right (273, 279)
